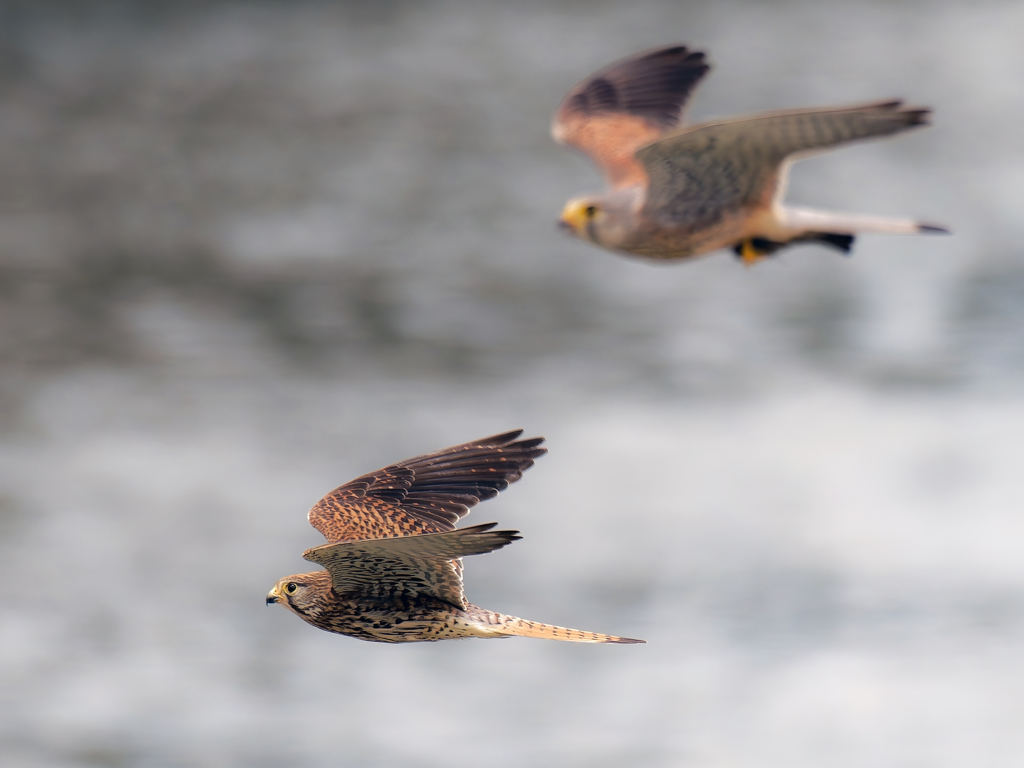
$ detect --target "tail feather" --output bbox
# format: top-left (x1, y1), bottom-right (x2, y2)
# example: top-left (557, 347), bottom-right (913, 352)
top-left (781, 207), bottom-right (950, 236)
top-left (497, 616), bottom-right (645, 644)
top-left (467, 606), bottom-right (644, 644)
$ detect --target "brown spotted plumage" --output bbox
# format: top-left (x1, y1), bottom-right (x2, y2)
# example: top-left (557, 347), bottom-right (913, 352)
top-left (267, 430), bottom-right (644, 644)
top-left (554, 45), bottom-right (948, 264)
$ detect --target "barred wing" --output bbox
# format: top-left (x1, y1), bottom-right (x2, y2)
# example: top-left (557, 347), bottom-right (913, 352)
top-left (307, 430), bottom-right (546, 543)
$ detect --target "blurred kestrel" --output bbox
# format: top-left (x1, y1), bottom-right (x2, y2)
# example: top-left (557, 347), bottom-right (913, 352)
top-left (554, 45), bottom-right (948, 264)
top-left (267, 430), bottom-right (643, 644)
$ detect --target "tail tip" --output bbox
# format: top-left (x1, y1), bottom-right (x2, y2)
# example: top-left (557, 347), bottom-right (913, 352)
top-left (918, 223), bottom-right (951, 235)
top-left (607, 636), bottom-right (646, 644)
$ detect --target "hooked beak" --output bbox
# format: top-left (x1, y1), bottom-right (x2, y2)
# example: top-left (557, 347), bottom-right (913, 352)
top-left (557, 218), bottom-right (575, 233)
top-left (266, 587), bottom-right (280, 606)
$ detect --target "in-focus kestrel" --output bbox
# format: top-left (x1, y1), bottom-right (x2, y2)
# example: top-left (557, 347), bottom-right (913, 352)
top-left (553, 45), bottom-right (948, 264)
top-left (266, 430), bottom-right (643, 644)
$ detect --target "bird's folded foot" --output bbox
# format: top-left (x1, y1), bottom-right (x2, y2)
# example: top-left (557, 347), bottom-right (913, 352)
top-left (733, 238), bottom-right (780, 265)
top-left (733, 232), bottom-right (856, 263)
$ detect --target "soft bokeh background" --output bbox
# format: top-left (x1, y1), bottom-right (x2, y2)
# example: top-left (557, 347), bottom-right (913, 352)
top-left (1, 0), bottom-right (1023, 766)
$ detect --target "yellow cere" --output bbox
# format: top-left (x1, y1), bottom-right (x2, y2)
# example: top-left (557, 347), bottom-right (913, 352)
top-left (559, 200), bottom-right (595, 233)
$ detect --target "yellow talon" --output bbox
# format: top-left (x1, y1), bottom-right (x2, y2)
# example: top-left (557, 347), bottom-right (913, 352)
top-left (739, 239), bottom-right (764, 266)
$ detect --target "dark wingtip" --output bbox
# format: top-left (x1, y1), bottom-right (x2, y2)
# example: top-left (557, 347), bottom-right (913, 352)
top-left (608, 637), bottom-right (646, 644)
top-left (478, 430), bottom-right (547, 456)
top-left (645, 43), bottom-right (707, 65)
top-left (874, 99), bottom-right (931, 126)
top-left (816, 233), bottom-right (855, 254)
top-left (918, 223), bottom-right (951, 234)
top-left (479, 429), bottom-right (524, 446)
top-left (462, 523), bottom-right (522, 543)
top-left (513, 436), bottom-right (546, 449)
top-left (465, 521), bottom-right (499, 533)
top-left (905, 108), bottom-right (932, 126)
top-left (564, 43), bottom-right (710, 128)
top-left (890, 102), bottom-right (931, 126)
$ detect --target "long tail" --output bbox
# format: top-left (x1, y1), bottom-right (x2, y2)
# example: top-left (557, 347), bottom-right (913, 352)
top-left (782, 206), bottom-right (949, 237)
top-left (467, 606), bottom-right (645, 644)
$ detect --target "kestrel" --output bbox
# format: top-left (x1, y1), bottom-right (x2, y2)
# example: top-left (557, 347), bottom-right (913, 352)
top-left (553, 45), bottom-right (948, 264)
top-left (266, 430), bottom-right (643, 644)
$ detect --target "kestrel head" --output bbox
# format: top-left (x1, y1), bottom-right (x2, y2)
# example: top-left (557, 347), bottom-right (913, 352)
top-left (558, 191), bottom-right (640, 251)
top-left (267, 572), bottom-right (331, 618)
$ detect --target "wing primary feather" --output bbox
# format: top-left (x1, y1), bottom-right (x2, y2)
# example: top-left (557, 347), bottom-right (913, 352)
top-left (302, 523), bottom-right (525, 562)
top-left (557, 44), bottom-right (710, 129)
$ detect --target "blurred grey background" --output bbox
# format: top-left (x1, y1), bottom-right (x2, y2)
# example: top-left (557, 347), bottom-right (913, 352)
top-left (1, 0), bottom-right (1022, 766)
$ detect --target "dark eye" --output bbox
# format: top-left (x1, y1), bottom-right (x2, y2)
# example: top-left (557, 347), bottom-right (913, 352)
top-left (584, 205), bottom-right (596, 217)
top-left (286, 582), bottom-right (298, 594)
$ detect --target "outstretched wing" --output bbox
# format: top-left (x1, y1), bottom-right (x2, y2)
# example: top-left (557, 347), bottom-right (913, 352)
top-left (307, 430), bottom-right (546, 543)
top-left (636, 99), bottom-right (931, 232)
top-left (553, 44), bottom-right (710, 190)
top-left (303, 523), bottom-right (520, 609)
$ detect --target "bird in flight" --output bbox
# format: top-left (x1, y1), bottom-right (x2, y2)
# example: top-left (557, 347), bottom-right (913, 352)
top-left (267, 430), bottom-right (644, 644)
top-left (553, 45), bottom-right (948, 264)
